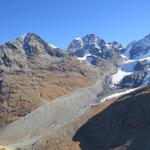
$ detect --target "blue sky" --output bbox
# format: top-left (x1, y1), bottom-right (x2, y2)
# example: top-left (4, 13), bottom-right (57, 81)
top-left (0, 0), bottom-right (150, 48)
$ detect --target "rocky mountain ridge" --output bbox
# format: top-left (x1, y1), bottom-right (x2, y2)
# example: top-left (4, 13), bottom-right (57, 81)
top-left (0, 33), bottom-right (96, 127)
top-left (68, 34), bottom-right (124, 65)
top-left (0, 33), bottom-right (65, 73)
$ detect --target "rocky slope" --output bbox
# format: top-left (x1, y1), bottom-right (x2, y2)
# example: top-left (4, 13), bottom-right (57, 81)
top-left (73, 86), bottom-right (150, 150)
top-left (43, 93), bottom-right (116, 150)
top-left (0, 33), bottom-right (95, 127)
top-left (22, 86), bottom-right (148, 150)
top-left (0, 69), bottom-right (103, 149)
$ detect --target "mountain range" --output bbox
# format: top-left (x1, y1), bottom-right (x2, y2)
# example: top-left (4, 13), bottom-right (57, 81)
top-left (0, 33), bottom-right (96, 127)
top-left (68, 33), bottom-right (150, 88)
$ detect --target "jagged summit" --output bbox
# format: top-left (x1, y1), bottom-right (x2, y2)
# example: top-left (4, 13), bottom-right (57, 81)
top-left (68, 34), bottom-right (105, 52)
top-left (19, 32), bottom-right (57, 49)
top-left (68, 34), bottom-right (123, 65)
top-left (0, 33), bottom-right (65, 71)
top-left (107, 41), bottom-right (123, 51)
top-left (19, 32), bottom-right (36, 39)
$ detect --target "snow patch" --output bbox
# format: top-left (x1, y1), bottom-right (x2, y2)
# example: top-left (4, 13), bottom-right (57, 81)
top-left (106, 43), bottom-right (111, 49)
top-left (21, 33), bottom-right (27, 40)
top-left (75, 37), bottom-right (82, 41)
top-left (100, 88), bottom-right (139, 103)
top-left (139, 56), bottom-right (150, 62)
top-left (111, 69), bottom-right (132, 85)
top-left (77, 54), bottom-right (92, 61)
top-left (120, 54), bottom-right (128, 59)
top-left (49, 43), bottom-right (57, 49)
top-left (111, 57), bottom-right (150, 85)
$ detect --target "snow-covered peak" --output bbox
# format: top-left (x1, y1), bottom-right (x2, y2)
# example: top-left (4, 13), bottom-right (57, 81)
top-left (75, 37), bottom-right (83, 41)
top-left (123, 34), bottom-right (150, 60)
top-left (68, 34), bottom-right (105, 53)
top-left (20, 32), bottom-right (38, 40)
top-left (67, 34), bottom-right (108, 64)
top-left (68, 34), bottom-right (124, 65)
top-left (83, 34), bottom-right (105, 48)
top-left (82, 34), bottom-right (103, 47)
top-left (20, 33), bottom-right (27, 40)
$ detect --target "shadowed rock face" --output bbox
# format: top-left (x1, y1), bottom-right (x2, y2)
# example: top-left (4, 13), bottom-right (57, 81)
top-left (118, 71), bottom-right (147, 88)
top-left (73, 87), bottom-right (150, 150)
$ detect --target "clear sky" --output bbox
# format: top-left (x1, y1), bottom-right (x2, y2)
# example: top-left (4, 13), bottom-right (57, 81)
top-left (0, 0), bottom-right (150, 48)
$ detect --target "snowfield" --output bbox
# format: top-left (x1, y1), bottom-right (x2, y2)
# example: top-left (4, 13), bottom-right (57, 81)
top-left (111, 69), bottom-right (132, 85)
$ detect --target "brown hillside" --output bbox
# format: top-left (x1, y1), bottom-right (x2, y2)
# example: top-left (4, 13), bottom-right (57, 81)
top-left (0, 57), bottom-right (95, 127)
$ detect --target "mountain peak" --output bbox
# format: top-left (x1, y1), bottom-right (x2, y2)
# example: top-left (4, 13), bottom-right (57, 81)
top-left (19, 32), bottom-right (58, 49)
top-left (68, 34), bottom-right (123, 65)
top-left (19, 32), bottom-right (39, 40)
top-left (0, 33), bottom-right (65, 73)
top-left (74, 34), bottom-right (99, 41)
top-left (144, 33), bottom-right (150, 39)
top-left (123, 34), bottom-right (150, 59)
top-left (84, 33), bottom-right (99, 38)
